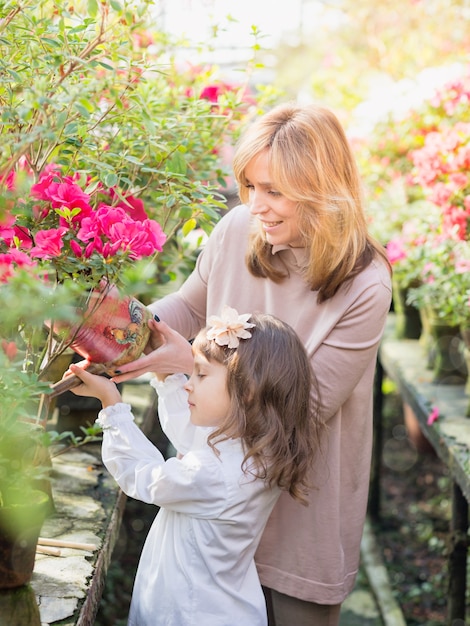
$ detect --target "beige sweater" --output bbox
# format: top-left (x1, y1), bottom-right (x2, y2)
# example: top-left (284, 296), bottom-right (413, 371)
top-left (150, 204), bottom-right (392, 605)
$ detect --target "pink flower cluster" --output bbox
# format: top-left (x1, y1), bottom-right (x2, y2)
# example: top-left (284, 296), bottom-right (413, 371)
top-left (430, 73), bottom-right (470, 116)
top-left (410, 122), bottom-right (470, 240)
top-left (0, 167), bottom-right (167, 283)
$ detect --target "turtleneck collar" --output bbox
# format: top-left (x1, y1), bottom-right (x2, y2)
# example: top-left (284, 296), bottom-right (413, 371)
top-left (271, 243), bottom-right (309, 268)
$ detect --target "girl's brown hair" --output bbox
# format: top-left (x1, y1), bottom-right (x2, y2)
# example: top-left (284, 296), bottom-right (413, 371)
top-left (232, 102), bottom-right (391, 302)
top-left (192, 312), bottom-right (323, 504)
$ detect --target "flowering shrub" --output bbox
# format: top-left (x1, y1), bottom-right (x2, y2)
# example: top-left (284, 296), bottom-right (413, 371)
top-left (1, 165), bottom-right (166, 289)
top-left (0, 0), bottom-right (280, 521)
top-left (409, 122), bottom-right (470, 240)
top-left (357, 68), bottom-right (470, 244)
top-left (359, 66), bottom-right (470, 327)
top-left (0, 0), bottom-right (276, 429)
top-left (0, 163), bottom-right (169, 402)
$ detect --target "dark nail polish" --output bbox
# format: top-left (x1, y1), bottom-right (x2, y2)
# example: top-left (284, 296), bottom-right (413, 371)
top-left (114, 370), bottom-right (122, 374)
top-left (154, 314), bottom-right (160, 322)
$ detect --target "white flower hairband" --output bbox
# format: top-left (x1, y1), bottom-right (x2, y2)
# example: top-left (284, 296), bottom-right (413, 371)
top-left (206, 305), bottom-right (255, 349)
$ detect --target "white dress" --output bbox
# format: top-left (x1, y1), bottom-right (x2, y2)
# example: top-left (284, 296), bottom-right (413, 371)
top-left (96, 373), bottom-right (281, 626)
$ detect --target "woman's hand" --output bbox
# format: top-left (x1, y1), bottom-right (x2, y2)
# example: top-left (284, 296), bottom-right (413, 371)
top-left (67, 363), bottom-right (122, 408)
top-left (111, 318), bottom-right (194, 384)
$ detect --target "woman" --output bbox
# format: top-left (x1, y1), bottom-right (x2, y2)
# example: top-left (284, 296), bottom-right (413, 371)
top-left (114, 102), bottom-right (392, 626)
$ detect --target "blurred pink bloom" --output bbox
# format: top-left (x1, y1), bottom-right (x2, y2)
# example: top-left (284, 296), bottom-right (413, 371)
top-left (386, 238), bottom-right (407, 264)
top-left (427, 406), bottom-right (439, 425)
top-left (1, 339), bottom-right (18, 361)
top-left (0, 249), bottom-right (37, 282)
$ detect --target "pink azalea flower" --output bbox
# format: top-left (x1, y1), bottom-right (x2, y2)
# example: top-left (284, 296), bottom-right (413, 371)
top-left (30, 227), bottom-right (68, 259)
top-left (106, 189), bottom-right (148, 221)
top-left (200, 85), bottom-right (222, 103)
top-left (31, 174), bottom-right (92, 222)
top-left (70, 240), bottom-right (84, 257)
top-left (77, 205), bottom-right (127, 242)
top-left (0, 225), bottom-right (16, 246)
top-left (1, 162), bottom-right (168, 292)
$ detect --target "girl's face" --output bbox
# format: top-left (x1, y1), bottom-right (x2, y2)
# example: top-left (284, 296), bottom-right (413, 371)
top-left (244, 149), bottom-right (304, 248)
top-left (184, 352), bottom-right (231, 427)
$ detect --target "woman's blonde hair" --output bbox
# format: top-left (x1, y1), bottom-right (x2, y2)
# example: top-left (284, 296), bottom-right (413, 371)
top-left (192, 312), bottom-right (322, 504)
top-left (232, 102), bottom-right (391, 301)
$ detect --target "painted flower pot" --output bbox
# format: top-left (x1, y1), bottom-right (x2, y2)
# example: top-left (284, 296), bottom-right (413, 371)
top-left (49, 281), bottom-right (152, 397)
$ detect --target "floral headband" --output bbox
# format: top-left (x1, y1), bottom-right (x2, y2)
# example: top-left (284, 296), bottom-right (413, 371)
top-left (206, 305), bottom-right (255, 349)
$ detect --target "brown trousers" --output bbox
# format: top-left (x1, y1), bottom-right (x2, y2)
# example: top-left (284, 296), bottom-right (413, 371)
top-left (264, 587), bottom-right (341, 626)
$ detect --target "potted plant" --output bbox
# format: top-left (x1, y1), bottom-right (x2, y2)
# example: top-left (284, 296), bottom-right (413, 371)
top-left (385, 203), bottom-right (441, 339)
top-left (0, 271), bottom-right (63, 588)
top-left (404, 234), bottom-right (469, 385)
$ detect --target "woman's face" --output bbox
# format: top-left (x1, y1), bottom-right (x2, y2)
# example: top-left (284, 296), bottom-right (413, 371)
top-left (244, 150), bottom-right (304, 248)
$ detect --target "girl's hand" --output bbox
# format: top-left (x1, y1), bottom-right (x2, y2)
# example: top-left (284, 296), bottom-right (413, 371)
top-left (67, 363), bottom-right (122, 408)
top-left (111, 318), bottom-right (194, 384)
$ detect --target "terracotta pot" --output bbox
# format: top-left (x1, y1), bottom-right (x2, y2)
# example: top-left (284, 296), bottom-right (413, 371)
top-left (49, 281), bottom-right (152, 397)
top-left (403, 402), bottom-right (435, 455)
top-left (0, 490), bottom-right (50, 589)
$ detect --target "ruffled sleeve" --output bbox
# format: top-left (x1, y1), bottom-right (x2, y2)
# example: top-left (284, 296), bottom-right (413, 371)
top-left (96, 402), bottom-right (134, 429)
top-left (95, 393), bottom-right (228, 516)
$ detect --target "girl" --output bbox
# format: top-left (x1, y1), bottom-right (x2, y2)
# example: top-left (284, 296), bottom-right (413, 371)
top-left (112, 102), bottom-right (393, 626)
top-left (68, 306), bottom-right (322, 626)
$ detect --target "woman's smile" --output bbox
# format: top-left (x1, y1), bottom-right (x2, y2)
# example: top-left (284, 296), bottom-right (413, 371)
top-left (244, 150), bottom-right (304, 248)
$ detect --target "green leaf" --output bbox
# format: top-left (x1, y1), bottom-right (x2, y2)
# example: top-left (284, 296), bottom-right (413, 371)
top-left (102, 172), bottom-right (118, 187)
top-left (87, 0), bottom-right (99, 17)
top-left (123, 155), bottom-right (143, 166)
top-left (182, 218), bottom-right (197, 236)
top-left (74, 102), bottom-right (91, 118)
top-left (84, 179), bottom-right (101, 194)
top-left (6, 69), bottom-right (21, 82)
top-left (96, 60), bottom-right (115, 71)
top-left (78, 98), bottom-right (95, 113)
top-left (166, 152), bottom-right (187, 175)
top-left (63, 122), bottom-right (79, 135)
top-left (110, 0), bottom-right (123, 11)
top-left (41, 37), bottom-right (61, 47)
